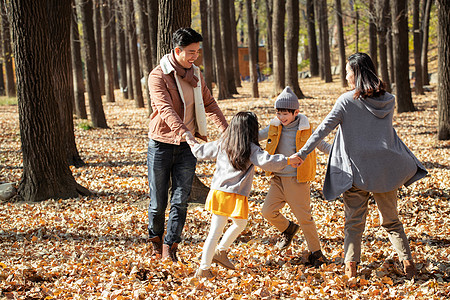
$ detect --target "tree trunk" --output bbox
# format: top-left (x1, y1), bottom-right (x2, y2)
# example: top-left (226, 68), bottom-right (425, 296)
top-left (200, 0), bottom-right (213, 91)
top-left (421, 0), bottom-right (432, 86)
top-left (306, 0), bottom-right (319, 77)
top-left (264, 0), bottom-right (273, 72)
top-left (230, 1), bottom-right (241, 88)
top-left (101, 0), bottom-right (115, 103)
top-left (93, 0), bottom-right (105, 96)
top-left (437, 0), bottom-right (450, 140)
top-left (125, 32), bottom-right (134, 100)
top-left (413, 0), bottom-right (424, 95)
top-left (376, 0), bottom-right (391, 92)
top-left (147, 0), bottom-right (158, 67)
top-left (354, 4), bottom-right (359, 53)
top-left (315, 0), bottom-right (323, 79)
top-left (220, 0), bottom-right (237, 95)
top-left (0, 0), bottom-right (16, 97)
top-left (124, 0), bottom-right (144, 108)
top-left (272, 0), bottom-right (285, 94)
top-left (335, 0), bottom-right (347, 87)
top-left (110, 0), bottom-right (120, 90)
top-left (11, 0), bottom-right (90, 201)
top-left (76, 0), bottom-right (108, 128)
top-left (319, 0), bottom-right (332, 83)
top-left (71, 3), bottom-right (87, 119)
top-left (387, 9), bottom-right (395, 84)
top-left (369, 0), bottom-right (378, 71)
top-left (285, 0), bottom-right (305, 98)
top-left (157, 0), bottom-right (191, 61)
top-left (134, 0), bottom-right (153, 113)
top-left (116, 1), bottom-right (128, 99)
top-left (245, 0), bottom-right (259, 98)
top-left (391, 0), bottom-right (415, 113)
top-left (211, 0), bottom-right (229, 99)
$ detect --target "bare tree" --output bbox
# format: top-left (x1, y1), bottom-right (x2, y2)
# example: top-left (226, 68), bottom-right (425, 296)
top-left (354, 2), bottom-right (359, 53)
top-left (110, 0), bottom-right (120, 89)
top-left (421, 0), bottom-right (433, 86)
top-left (391, 0), bottom-right (415, 112)
top-left (93, 0), bottom-right (105, 95)
top-left (147, 0), bottom-right (158, 67)
top-left (286, 0), bottom-right (305, 98)
top-left (369, 0), bottom-right (378, 70)
top-left (376, 0), bottom-right (391, 92)
top-left (272, 0), bottom-right (285, 94)
top-left (116, 0), bottom-right (128, 99)
top-left (413, 0), bottom-right (424, 95)
top-left (101, 0), bottom-right (115, 103)
top-left (0, 0), bottom-right (16, 97)
top-left (335, 0), bottom-right (347, 87)
top-left (317, 0), bottom-right (331, 82)
top-left (306, 0), bottom-right (319, 77)
top-left (245, 0), bottom-right (259, 98)
top-left (264, 0), bottom-right (273, 72)
top-left (199, 0), bottom-right (213, 91)
top-left (220, 0), bottom-right (237, 94)
top-left (230, 1), bottom-right (241, 88)
top-left (437, 0), bottom-right (450, 140)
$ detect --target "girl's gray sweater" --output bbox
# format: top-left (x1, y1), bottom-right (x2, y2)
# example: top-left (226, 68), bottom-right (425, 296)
top-left (297, 90), bottom-right (428, 200)
top-left (191, 141), bottom-right (288, 197)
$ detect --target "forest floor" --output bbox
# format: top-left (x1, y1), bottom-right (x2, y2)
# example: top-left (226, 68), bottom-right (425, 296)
top-left (0, 77), bottom-right (449, 299)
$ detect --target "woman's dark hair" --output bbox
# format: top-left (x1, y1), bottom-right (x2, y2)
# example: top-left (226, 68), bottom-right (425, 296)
top-left (172, 28), bottom-right (203, 48)
top-left (221, 111), bottom-right (260, 171)
top-left (348, 52), bottom-right (385, 99)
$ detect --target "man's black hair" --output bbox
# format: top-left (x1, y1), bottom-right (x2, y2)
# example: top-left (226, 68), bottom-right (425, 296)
top-left (172, 28), bottom-right (203, 48)
top-left (276, 108), bottom-right (297, 114)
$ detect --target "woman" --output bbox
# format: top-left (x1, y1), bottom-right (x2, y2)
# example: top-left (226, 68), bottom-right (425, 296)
top-left (296, 53), bottom-right (427, 279)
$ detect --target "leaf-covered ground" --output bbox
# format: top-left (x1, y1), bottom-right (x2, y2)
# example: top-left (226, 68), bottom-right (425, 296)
top-left (1, 78), bottom-right (449, 299)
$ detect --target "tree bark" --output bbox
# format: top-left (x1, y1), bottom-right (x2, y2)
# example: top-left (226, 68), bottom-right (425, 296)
top-left (264, 0), bottom-right (273, 72)
top-left (93, 0), bottom-right (105, 95)
top-left (11, 0), bottom-right (90, 201)
top-left (230, 1), bottom-right (241, 88)
top-left (286, 0), bottom-right (305, 98)
top-left (211, 0), bottom-right (229, 99)
top-left (157, 0), bottom-right (191, 61)
top-left (101, 0), bottom-right (115, 103)
top-left (318, 0), bottom-right (332, 82)
top-left (437, 0), bottom-right (450, 140)
top-left (369, 0), bottom-right (378, 71)
top-left (376, 0), bottom-right (391, 92)
top-left (306, 0), bottom-right (319, 77)
top-left (199, 0), bottom-right (213, 91)
top-left (147, 0), bottom-right (158, 67)
top-left (110, 0), bottom-right (120, 90)
top-left (354, 3), bottom-right (359, 53)
top-left (71, 3), bottom-right (87, 119)
top-left (272, 0), bottom-right (285, 94)
top-left (76, 0), bottom-right (108, 128)
top-left (391, 0), bottom-right (415, 113)
top-left (387, 7), bottom-right (395, 84)
top-left (421, 0), bottom-right (432, 86)
top-left (413, 0), bottom-right (424, 95)
top-left (335, 0), bottom-right (347, 87)
top-left (245, 0), bottom-right (259, 98)
top-left (116, 1), bottom-right (128, 99)
top-left (315, 0), bottom-right (323, 79)
top-left (220, 0), bottom-right (237, 95)
top-left (125, 31), bottom-right (134, 100)
top-left (0, 0), bottom-right (16, 97)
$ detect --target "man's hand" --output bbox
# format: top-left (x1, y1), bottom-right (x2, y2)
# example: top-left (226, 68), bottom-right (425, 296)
top-left (183, 131), bottom-right (198, 146)
top-left (288, 154), bottom-right (304, 168)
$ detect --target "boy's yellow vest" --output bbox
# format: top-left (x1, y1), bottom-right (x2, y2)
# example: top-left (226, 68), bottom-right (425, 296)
top-left (265, 116), bottom-right (317, 182)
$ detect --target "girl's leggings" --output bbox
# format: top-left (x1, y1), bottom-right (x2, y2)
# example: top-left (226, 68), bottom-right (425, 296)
top-left (199, 213), bottom-right (247, 270)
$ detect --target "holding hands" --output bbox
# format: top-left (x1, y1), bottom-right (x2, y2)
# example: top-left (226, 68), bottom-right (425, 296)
top-left (288, 154), bottom-right (303, 168)
top-left (183, 131), bottom-right (198, 146)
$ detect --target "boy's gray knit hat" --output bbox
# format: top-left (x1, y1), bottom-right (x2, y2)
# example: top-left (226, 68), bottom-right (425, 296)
top-left (274, 86), bottom-right (299, 110)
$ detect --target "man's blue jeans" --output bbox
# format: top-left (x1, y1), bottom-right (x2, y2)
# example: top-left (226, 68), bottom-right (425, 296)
top-left (147, 139), bottom-right (197, 245)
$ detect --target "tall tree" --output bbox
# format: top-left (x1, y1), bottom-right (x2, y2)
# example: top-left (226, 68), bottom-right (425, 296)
top-left (369, 0), bottom-right (378, 70)
top-left (245, 0), bottom-right (258, 98)
top-left (391, 0), bottom-right (415, 112)
top-left (76, 0), bottom-right (108, 128)
top-left (335, 0), bottom-right (347, 87)
top-left (0, 0), bottom-right (16, 97)
top-left (413, 0), bottom-right (424, 95)
top-left (387, 11), bottom-right (395, 85)
top-left (93, 0), bottom-right (105, 95)
top-left (156, 0), bottom-right (191, 61)
top-left (437, 0), bottom-right (450, 140)
top-left (318, 0), bottom-right (332, 82)
top-left (286, 0), bottom-right (305, 98)
top-left (272, 0), bottom-right (285, 94)
top-left (10, 0), bottom-right (89, 201)
top-left (101, 0), bottom-right (115, 103)
top-left (354, 2), bottom-right (359, 53)
top-left (147, 0), bottom-right (158, 67)
top-left (264, 0), bottom-right (273, 72)
top-left (306, 0), bottom-right (319, 77)
top-left (199, 0), bottom-right (213, 91)
top-left (230, 1), bottom-right (241, 88)
top-left (110, 0), bottom-right (120, 90)
top-left (71, 3), bottom-right (87, 119)
top-left (376, 0), bottom-right (391, 92)
top-left (421, 0), bottom-right (433, 86)
top-left (116, 1), bottom-right (128, 99)
top-left (211, 0), bottom-right (230, 99)
top-left (219, 0), bottom-right (237, 94)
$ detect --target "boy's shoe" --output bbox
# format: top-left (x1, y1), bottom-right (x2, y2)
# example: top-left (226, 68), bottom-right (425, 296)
top-left (307, 250), bottom-right (328, 268)
top-left (276, 221), bottom-right (300, 250)
top-left (149, 236), bottom-right (163, 258)
top-left (195, 268), bottom-right (215, 279)
top-left (212, 249), bottom-right (236, 270)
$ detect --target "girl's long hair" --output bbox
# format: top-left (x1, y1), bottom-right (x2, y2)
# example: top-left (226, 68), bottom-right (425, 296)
top-left (348, 52), bottom-right (386, 99)
top-left (221, 111), bottom-right (260, 171)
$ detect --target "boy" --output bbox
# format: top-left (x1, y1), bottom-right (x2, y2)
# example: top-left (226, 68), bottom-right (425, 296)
top-left (259, 86), bottom-right (330, 267)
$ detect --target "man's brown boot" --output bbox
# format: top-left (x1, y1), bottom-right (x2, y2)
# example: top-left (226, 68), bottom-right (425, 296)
top-left (162, 243), bottom-right (179, 262)
top-left (149, 236), bottom-right (162, 258)
top-left (276, 221), bottom-right (300, 250)
top-left (403, 260), bottom-right (417, 279)
top-left (345, 261), bottom-right (357, 278)
top-left (212, 249), bottom-right (236, 270)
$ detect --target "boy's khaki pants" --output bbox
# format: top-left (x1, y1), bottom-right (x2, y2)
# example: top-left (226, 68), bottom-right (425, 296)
top-left (343, 186), bottom-right (413, 263)
top-left (262, 176), bottom-right (321, 252)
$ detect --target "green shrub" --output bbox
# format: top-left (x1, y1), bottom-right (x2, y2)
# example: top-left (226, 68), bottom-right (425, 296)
top-left (0, 96), bottom-right (17, 106)
top-left (77, 120), bottom-right (93, 130)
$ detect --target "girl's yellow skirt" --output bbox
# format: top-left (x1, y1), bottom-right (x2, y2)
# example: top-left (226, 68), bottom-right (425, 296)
top-left (205, 189), bottom-right (248, 219)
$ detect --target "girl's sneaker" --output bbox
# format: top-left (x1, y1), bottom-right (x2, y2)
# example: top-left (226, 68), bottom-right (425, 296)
top-left (195, 268), bottom-right (215, 279)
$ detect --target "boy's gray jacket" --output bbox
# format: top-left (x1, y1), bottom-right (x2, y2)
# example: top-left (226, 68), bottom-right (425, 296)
top-left (297, 90), bottom-right (427, 200)
top-left (191, 141), bottom-right (288, 197)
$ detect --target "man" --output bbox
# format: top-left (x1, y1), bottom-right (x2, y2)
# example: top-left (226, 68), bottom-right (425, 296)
top-left (147, 28), bottom-right (228, 262)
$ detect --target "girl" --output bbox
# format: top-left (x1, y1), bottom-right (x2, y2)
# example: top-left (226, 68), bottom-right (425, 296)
top-left (295, 53), bottom-right (427, 279)
top-left (184, 112), bottom-right (300, 279)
